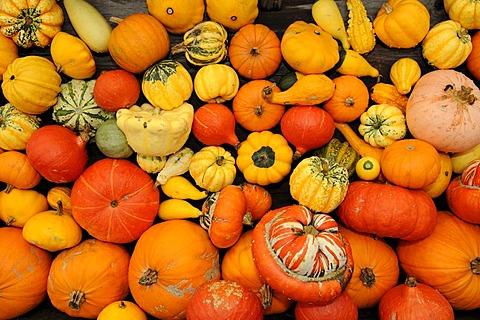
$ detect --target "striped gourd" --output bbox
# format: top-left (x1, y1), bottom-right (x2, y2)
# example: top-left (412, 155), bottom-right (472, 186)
top-left (0, 103), bottom-right (41, 150)
top-left (52, 79), bottom-right (115, 140)
top-left (171, 21), bottom-right (228, 66)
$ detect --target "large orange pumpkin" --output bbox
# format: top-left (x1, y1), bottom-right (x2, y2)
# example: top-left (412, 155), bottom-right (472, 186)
top-left (396, 210), bottom-right (480, 310)
top-left (0, 227), bottom-right (52, 319)
top-left (71, 158), bottom-right (160, 244)
top-left (47, 239), bottom-right (131, 318)
top-left (128, 220), bottom-right (221, 319)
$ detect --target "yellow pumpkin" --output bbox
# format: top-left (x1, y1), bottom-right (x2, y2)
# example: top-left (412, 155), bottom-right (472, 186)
top-left (0, 103), bottom-right (41, 150)
top-left (422, 19), bottom-right (472, 69)
top-left (50, 32), bottom-right (96, 79)
top-left (146, 0), bottom-right (205, 34)
top-left (236, 131), bottom-right (293, 186)
top-left (0, 186), bottom-right (48, 227)
top-left (188, 146), bottom-right (237, 192)
top-left (0, 0), bottom-right (64, 48)
top-left (194, 64), bottom-right (240, 103)
top-left (444, 0), bottom-right (480, 30)
top-left (97, 301), bottom-right (147, 320)
top-left (205, 0), bottom-right (259, 31)
top-left (373, 0), bottom-right (430, 49)
top-left (1, 56), bottom-right (62, 114)
top-left (0, 33), bottom-right (18, 77)
top-left (280, 20), bottom-right (340, 74)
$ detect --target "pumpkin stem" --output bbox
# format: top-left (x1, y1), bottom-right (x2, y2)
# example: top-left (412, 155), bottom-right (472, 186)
top-left (258, 283), bottom-right (273, 309)
top-left (55, 200), bottom-right (64, 216)
top-left (359, 267), bottom-right (376, 288)
top-left (382, 3), bottom-right (393, 14)
top-left (405, 276), bottom-right (418, 287)
top-left (254, 104), bottom-right (264, 116)
top-left (444, 84), bottom-right (477, 105)
top-left (344, 97), bottom-right (356, 107)
top-left (471, 257), bottom-right (480, 274)
top-left (301, 224), bottom-right (320, 237)
top-left (68, 290), bottom-right (86, 311)
top-left (250, 47), bottom-right (260, 56)
top-left (3, 184), bottom-right (14, 193)
top-left (243, 211), bottom-right (254, 226)
top-left (139, 268), bottom-right (159, 286)
top-left (6, 216), bottom-right (15, 226)
top-left (216, 155), bottom-right (226, 166)
top-left (109, 16), bottom-right (124, 25)
top-left (171, 42), bottom-right (187, 55)
top-left (119, 301), bottom-right (127, 309)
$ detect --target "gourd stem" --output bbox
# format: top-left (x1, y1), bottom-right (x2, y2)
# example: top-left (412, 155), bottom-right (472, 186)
top-left (472, 257), bottom-right (480, 274)
top-left (6, 216), bottom-right (15, 226)
top-left (139, 268), bottom-right (159, 286)
top-left (109, 16), bottom-right (124, 25)
top-left (258, 283), bottom-right (273, 309)
top-left (444, 85), bottom-right (477, 105)
top-left (302, 225), bottom-right (319, 237)
top-left (171, 42), bottom-right (187, 55)
top-left (243, 212), bottom-right (254, 226)
top-left (405, 276), bottom-right (418, 287)
top-left (359, 267), bottom-right (376, 287)
top-left (119, 301), bottom-right (126, 309)
top-left (345, 97), bottom-right (356, 107)
top-left (3, 184), bottom-right (14, 193)
top-left (55, 200), bottom-right (64, 216)
top-left (68, 290), bottom-right (86, 310)
top-left (216, 156), bottom-right (226, 166)
top-left (382, 3), bottom-right (393, 14)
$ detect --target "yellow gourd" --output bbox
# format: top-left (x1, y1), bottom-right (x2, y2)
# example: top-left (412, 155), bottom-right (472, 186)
top-left (336, 49), bottom-right (380, 78)
top-left (422, 152), bottom-right (453, 198)
top-left (0, 33), bottom-right (18, 77)
top-left (0, 187), bottom-right (48, 227)
top-left (205, 0), bottom-right (259, 31)
top-left (311, 0), bottom-right (350, 49)
top-left (194, 64), bottom-right (240, 103)
top-left (334, 122), bottom-right (384, 163)
top-left (389, 57), bottom-right (421, 94)
top-left (136, 154), bottom-right (167, 174)
top-left (370, 82), bottom-right (408, 113)
top-left (262, 74), bottom-right (335, 105)
top-left (46, 186), bottom-right (72, 215)
top-left (346, 0), bottom-right (376, 54)
top-left (146, 0), bottom-right (205, 34)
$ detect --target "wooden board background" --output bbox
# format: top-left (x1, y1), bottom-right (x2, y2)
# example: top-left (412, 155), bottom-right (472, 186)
top-left (1, 0), bottom-right (479, 319)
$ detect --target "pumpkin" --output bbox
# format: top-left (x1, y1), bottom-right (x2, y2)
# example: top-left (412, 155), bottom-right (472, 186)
top-left (406, 69), bottom-right (480, 153)
top-left (338, 225), bottom-right (400, 309)
top-left (251, 205), bottom-right (355, 304)
top-left (444, 0), bottom-right (480, 30)
top-left (1, 55), bottom-right (62, 115)
top-left (466, 31), bottom-right (480, 81)
top-left (236, 130), bottom-right (293, 186)
top-left (146, 0), bottom-right (205, 34)
top-left (396, 210), bottom-right (480, 310)
top-left (186, 279), bottom-right (263, 320)
top-left (232, 79), bottom-right (285, 132)
top-left (52, 79), bottom-right (115, 140)
top-left (22, 204), bottom-right (83, 252)
top-left (0, 0), bottom-right (64, 48)
top-left (221, 230), bottom-right (293, 315)
top-left (389, 57), bottom-right (421, 95)
top-left (281, 106), bottom-right (335, 159)
top-left (50, 32), bottom-right (96, 79)
top-left (378, 277), bottom-right (454, 320)
top-left (128, 220), bottom-right (221, 319)
top-left (46, 186), bottom-right (72, 214)
top-left (95, 119), bottom-right (134, 159)
top-left (228, 23), bottom-right (282, 79)
top-left (289, 156), bottom-right (349, 213)
top-left (142, 59), bottom-right (193, 110)
top-left (295, 292), bottom-right (359, 320)
top-left (47, 239), bottom-right (131, 318)
top-left (0, 227), bottom-right (52, 319)
top-left (192, 103), bottom-right (240, 148)
top-left (0, 150), bottom-right (41, 189)
top-left (93, 69), bottom-right (141, 112)
top-left (170, 21), bottom-right (228, 66)
top-left (0, 103), bottom-right (41, 150)
top-left (446, 159), bottom-right (480, 223)
top-left (116, 102), bottom-right (194, 157)
top-left (108, 13), bottom-right (170, 73)
top-left (0, 33), bottom-right (18, 77)
top-left (337, 181), bottom-right (437, 240)
top-left (370, 82), bottom-right (408, 113)
top-left (188, 145), bottom-right (237, 192)
top-left (280, 20), bottom-right (339, 74)
top-left (26, 125), bottom-right (88, 183)
top-left (323, 75), bottom-right (370, 123)
top-left (239, 182), bottom-right (272, 221)
top-left (194, 63), bottom-right (240, 103)
top-left (0, 186), bottom-right (48, 226)
top-left (346, 0), bottom-right (376, 54)
top-left (358, 104), bottom-right (407, 148)
top-left (314, 137), bottom-right (360, 178)
top-left (422, 19), bottom-right (472, 69)
top-left (422, 151), bottom-right (453, 198)
top-left (97, 301), bottom-right (147, 320)
top-left (373, 0), bottom-right (430, 48)
top-left (71, 158), bottom-right (160, 244)
top-left (205, 0), bottom-right (259, 31)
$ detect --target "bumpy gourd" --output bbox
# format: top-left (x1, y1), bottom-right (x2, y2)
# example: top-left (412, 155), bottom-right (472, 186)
top-left (346, 0), bottom-right (376, 54)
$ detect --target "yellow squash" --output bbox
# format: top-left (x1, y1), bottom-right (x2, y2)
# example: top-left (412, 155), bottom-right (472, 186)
top-left (346, 0), bottom-right (376, 54)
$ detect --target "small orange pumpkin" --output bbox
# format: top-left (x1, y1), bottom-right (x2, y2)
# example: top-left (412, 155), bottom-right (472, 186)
top-left (0, 150), bottom-right (42, 189)
top-left (239, 182), bottom-right (272, 221)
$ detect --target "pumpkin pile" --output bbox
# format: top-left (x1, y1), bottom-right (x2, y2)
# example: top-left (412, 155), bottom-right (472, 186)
top-left (1, 0), bottom-right (480, 319)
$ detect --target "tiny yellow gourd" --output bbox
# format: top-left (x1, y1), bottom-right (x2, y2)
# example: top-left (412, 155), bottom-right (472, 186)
top-left (389, 57), bottom-right (421, 95)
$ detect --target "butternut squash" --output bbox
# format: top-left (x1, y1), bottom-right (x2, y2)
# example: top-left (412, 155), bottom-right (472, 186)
top-left (334, 122), bottom-right (384, 162)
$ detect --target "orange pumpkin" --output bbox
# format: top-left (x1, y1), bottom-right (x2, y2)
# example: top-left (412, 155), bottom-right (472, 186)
top-left (0, 150), bottom-right (41, 189)
top-left (108, 13), bottom-right (170, 73)
top-left (295, 291), bottom-right (359, 320)
top-left (323, 75), bottom-right (370, 123)
top-left (0, 33), bottom-right (18, 77)
top-left (228, 23), bottom-right (282, 79)
top-left (47, 239), bottom-right (130, 318)
top-left (0, 227), bottom-right (52, 319)
top-left (128, 220), bottom-right (221, 319)
top-left (339, 225), bottom-right (400, 309)
top-left (466, 31), bottom-right (480, 81)
top-left (380, 138), bottom-right (441, 189)
top-left (232, 79), bottom-right (285, 132)
top-left (239, 182), bottom-right (272, 221)
top-left (396, 210), bottom-right (480, 310)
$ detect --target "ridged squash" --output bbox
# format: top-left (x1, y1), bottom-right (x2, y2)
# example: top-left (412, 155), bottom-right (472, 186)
top-left (0, 103), bottom-right (41, 151)
top-left (346, 0), bottom-right (376, 54)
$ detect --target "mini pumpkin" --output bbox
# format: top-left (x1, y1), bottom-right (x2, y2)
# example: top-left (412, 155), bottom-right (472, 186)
top-left (0, 187), bottom-right (48, 227)
top-left (0, 150), bottom-right (42, 189)
top-left (194, 64), bottom-right (240, 103)
top-left (444, 0), bottom-right (480, 30)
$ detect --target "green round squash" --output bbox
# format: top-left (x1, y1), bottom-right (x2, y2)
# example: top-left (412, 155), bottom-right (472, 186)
top-left (95, 119), bottom-right (133, 158)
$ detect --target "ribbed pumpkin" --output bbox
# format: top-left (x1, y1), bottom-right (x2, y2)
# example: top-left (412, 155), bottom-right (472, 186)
top-left (289, 156), bottom-right (349, 213)
top-left (444, 0), bottom-right (480, 30)
top-left (0, 103), bottom-right (41, 150)
top-left (0, 227), bottom-right (52, 319)
top-left (108, 13), bottom-right (170, 73)
top-left (194, 64), bottom-right (240, 103)
top-left (0, 33), bottom-right (18, 77)
top-left (146, 0), bottom-right (205, 34)
top-left (396, 210), bottom-right (480, 310)
top-left (1, 55), bottom-right (62, 114)
top-left (71, 158), bottom-right (160, 244)
top-left (0, 150), bottom-right (42, 189)
top-left (47, 239), bottom-right (131, 318)
top-left (128, 220), bottom-right (221, 319)
top-left (142, 60), bottom-right (193, 110)
top-left (0, 0), bottom-right (64, 48)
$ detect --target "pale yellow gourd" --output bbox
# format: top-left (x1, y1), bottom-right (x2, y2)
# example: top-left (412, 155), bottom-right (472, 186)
top-left (389, 57), bottom-right (421, 95)
top-left (346, 0), bottom-right (376, 54)
top-left (311, 0), bottom-right (350, 49)
top-left (136, 155), bottom-right (167, 174)
top-left (336, 49), bottom-right (379, 78)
